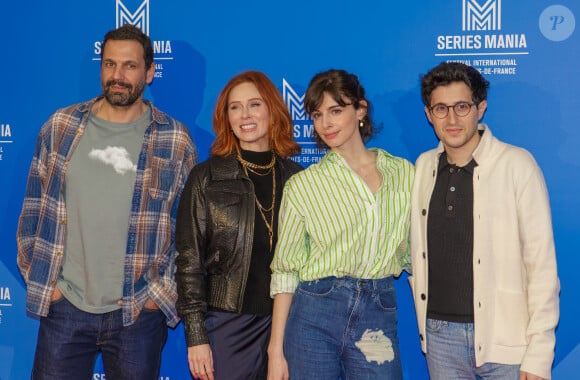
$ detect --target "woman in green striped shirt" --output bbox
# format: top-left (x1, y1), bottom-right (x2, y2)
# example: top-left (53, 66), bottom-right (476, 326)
top-left (268, 69), bottom-right (413, 380)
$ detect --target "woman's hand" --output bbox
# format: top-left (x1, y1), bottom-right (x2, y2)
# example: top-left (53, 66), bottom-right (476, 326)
top-left (267, 293), bottom-right (294, 380)
top-left (188, 344), bottom-right (214, 380)
top-left (267, 351), bottom-right (289, 380)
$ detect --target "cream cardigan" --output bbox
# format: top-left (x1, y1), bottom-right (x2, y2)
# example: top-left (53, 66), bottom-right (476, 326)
top-left (409, 124), bottom-right (559, 379)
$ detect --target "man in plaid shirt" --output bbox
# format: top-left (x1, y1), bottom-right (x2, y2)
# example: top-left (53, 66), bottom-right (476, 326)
top-left (16, 24), bottom-right (196, 379)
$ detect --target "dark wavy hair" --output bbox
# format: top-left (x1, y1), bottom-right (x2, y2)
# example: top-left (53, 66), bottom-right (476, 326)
top-left (211, 70), bottom-right (300, 158)
top-left (421, 62), bottom-right (489, 106)
top-left (304, 69), bottom-right (373, 148)
top-left (102, 24), bottom-right (154, 70)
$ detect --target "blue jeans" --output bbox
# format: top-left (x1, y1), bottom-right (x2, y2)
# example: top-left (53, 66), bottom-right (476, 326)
top-left (426, 319), bottom-right (520, 380)
top-left (284, 276), bottom-right (402, 380)
top-left (32, 297), bottom-right (167, 380)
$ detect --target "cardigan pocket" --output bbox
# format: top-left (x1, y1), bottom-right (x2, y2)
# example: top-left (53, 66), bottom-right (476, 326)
top-left (493, 289), bottom-right (528, 346)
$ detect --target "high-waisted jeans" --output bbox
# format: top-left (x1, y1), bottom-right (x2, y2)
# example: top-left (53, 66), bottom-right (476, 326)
top-left (284, 276), bottom-right (402, 380)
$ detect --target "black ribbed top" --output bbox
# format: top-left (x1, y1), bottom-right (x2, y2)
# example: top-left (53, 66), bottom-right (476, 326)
top-left (427, 153), bottom-right (477, 323)
top-left (239, 149), bottom-right (282, 315)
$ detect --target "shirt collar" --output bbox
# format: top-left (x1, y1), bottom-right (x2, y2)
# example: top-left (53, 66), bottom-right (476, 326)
top-left (438, 151), bottom-right (478, 174)
top-left (322, 148), bottom-right (384, 166)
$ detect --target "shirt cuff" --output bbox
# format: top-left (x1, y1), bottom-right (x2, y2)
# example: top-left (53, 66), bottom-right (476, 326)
top-left (270, 272), bottom-right (299, 298)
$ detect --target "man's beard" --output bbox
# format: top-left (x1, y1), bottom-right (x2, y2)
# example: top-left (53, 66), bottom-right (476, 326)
top-left (103, 79), bottom-right (145, 106)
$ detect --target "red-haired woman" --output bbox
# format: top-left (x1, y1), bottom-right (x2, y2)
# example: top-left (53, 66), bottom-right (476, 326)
top-left (175, 70), bottom-right (302, 380)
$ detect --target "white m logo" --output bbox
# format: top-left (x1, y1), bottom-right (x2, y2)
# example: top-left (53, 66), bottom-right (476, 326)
top-left (463, 0), bottom-right (501, 31)
top-left (282, 79), bottom-right (309, 121)
top-left (116, 0), bottom-right (149, 35)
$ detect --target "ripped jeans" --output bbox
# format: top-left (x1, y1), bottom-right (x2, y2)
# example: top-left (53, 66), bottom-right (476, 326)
top-left (284, 276), bottom-right (402, 380)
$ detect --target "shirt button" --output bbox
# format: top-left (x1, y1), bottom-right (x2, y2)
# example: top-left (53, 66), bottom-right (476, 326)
top-left (422, 252), bottom-right (426, 259)
top-left (449, 167), bottom-right (455, 173)
top-left (56, 251), bottom-right (63, 256)
top-left (420, 334), bottom-right (424, 341)
top-left (422, 209), bottom-right (427, 216)
top-left (447, 205), bottom-right (453, 211)
top-left (450, 186), bottom-right (456, 192)
top-left (421, 293), bottom-right (427, 300)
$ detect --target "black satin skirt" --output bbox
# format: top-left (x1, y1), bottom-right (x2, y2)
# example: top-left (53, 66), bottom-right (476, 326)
top-left (206, 311), bottom-right (272, 380)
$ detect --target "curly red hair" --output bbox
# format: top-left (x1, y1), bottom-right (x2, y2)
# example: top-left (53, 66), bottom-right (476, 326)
top-left (211, 70), bottom-right (300, 158)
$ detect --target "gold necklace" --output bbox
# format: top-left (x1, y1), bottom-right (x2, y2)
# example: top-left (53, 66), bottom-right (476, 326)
top-left (244, 165), bottom-right (273, 177)
top-left (239, 156), bottom-right (276, 251)
top-left (237, 151), bottom-right (276, 170)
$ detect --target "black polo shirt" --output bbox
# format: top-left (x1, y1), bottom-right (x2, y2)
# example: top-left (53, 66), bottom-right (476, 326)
top-left (427, 152), bottom-right (477, 323)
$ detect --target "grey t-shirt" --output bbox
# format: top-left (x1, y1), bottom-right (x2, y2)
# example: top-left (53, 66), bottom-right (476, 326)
top-left (58, 108), bottom-right (151, 313)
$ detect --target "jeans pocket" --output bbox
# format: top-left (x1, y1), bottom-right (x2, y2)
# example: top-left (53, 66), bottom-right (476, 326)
top-left (47, 296), bottom-right (72, 318)
top-left (426, 318), bottom-right (446, 333)
top-left (375, 286), bottom-right (397, 311)
top-left (296, 279), bottom-right (336, 297)
top-left (50, 294), bottom-right (65, 305)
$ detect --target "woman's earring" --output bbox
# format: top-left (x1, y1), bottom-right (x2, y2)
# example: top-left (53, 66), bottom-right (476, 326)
top-left (359, 119), bottom-right (364, 128)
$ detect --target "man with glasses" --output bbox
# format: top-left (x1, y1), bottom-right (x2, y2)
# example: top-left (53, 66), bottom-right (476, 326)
top-left (409, 62), bottom-right (559, 380)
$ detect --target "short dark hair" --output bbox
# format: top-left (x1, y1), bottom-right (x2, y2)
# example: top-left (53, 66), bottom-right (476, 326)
top-left (421, 62), bottom-right (489, 106)
top-left (305, 69), bottom-right (374, 148)
top-left (101, 24), bottom-right (154, 69)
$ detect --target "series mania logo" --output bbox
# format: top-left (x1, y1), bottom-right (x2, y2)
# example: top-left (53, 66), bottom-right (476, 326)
top-left (0, 287), bottom-right (12, 325)
top-left (0, 122), bottom-right (12, 160)
top-left (282, 79), bottom-right (316, 145)
top-left (436, 0), bottom-right (527, 55)
top-left (93, 0), bottom-right (173, 77)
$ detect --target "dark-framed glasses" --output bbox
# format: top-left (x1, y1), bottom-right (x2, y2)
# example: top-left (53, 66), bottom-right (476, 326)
top-left (429, 102), bottom-right (477, 119)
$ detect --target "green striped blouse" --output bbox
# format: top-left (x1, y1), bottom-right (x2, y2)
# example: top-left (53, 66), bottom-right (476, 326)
top-left (270, 148), bottom-right (414, 296)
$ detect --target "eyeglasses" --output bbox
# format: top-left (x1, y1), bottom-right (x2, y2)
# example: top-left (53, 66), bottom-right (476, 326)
top-left (428, 102), bottom-right (477, 119)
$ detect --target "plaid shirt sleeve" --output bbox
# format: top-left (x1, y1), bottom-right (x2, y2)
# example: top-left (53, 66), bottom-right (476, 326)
top-left (16, 124), bottom-right (49, 281)
top-left (16, 103), bottom-right (85, 318)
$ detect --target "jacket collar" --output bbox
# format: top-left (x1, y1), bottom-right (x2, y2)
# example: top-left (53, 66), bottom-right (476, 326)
top-left (471, 123), bottom-right (496, 164)
top-left (210, 154), bottom-right (243, 180)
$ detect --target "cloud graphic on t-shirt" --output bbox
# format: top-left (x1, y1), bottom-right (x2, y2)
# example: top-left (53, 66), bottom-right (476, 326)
top-left (88, 146), bottom-right (137, 175)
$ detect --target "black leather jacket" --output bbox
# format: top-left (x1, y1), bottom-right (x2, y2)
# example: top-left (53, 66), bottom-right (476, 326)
top-left (175, 153), bottom-right (302, 346)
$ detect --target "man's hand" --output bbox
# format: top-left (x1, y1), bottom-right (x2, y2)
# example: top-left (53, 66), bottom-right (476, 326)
top-left (143, 298), bottom-right (160, 310)
top-left (50, 286), bottom-right (63, 302)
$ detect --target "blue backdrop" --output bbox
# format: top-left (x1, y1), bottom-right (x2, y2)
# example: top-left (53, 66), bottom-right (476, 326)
top-left (0, 1), bottom-right (578, 379)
